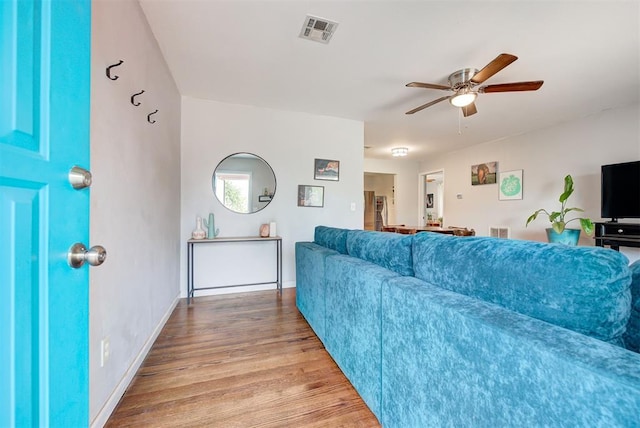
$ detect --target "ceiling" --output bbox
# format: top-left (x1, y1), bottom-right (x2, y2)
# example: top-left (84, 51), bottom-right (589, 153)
top-left (139, 0), bottom-right (639, 161)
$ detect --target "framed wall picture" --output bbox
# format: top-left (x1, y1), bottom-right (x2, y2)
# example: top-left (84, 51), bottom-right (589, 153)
top-left (498, 169), bottom-right (523, 200)
top-left (314, 159), bottom-right (340, 181)
top-left (471, 161), bottom-right (497, 185)
top-left (426, 193), bottom-right (434, 208)
top-left (298, 185), bottom-right (324, 207)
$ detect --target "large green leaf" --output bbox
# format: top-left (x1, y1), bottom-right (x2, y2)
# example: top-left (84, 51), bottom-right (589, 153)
top-left (580, 218), bottom-right (595, 236)
top-left (564, 207), bottom-right (584, 213)
top-left (526, 209), bottom-right (547, 226)
top-left (552, 221), bottom-right (566, 233)
top-left (559, 175), bottom-right (574, 203)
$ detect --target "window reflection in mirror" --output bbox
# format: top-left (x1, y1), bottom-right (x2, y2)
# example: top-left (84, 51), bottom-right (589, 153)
top-left (213, 153), bottom-right (276, 214)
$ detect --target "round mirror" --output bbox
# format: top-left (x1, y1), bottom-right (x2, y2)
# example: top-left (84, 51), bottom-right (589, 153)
top-left (212, 152), bottom-right (276, 214)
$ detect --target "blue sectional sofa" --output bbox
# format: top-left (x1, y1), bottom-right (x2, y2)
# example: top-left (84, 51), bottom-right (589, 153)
top-left (295, 226), bottom-right (640, 427)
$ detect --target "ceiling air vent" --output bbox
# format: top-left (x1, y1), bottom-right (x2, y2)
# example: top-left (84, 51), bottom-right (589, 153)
top-left (299, 15), bottom-right (339, 44)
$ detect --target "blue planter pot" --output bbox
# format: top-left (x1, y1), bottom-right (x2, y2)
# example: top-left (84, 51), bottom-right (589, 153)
top-left (546, 228), bottom-right (581, 245)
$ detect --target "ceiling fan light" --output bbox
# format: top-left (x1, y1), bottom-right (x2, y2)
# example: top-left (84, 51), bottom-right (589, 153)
top-left (391, 147), bottom-right (408, 157)
top-left (450, 91), bottom-right (477, 108)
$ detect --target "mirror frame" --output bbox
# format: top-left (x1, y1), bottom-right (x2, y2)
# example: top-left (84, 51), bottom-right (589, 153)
top-left (212, 152), bottom-right (277, 214)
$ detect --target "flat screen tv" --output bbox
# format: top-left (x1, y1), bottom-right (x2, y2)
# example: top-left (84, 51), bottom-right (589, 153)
top-left (601, 160), bottom-right (640, 221)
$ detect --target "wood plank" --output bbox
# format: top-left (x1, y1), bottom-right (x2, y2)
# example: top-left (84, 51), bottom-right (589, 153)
top-left (105, 289), bottom-right (380, 427)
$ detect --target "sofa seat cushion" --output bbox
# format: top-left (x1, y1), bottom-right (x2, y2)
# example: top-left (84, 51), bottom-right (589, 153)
top-left (314, 225), bottom-right (349, 254)
top-left (346, 230), bottom-right (414, 276)
top-left (623, 260), bottom-right (640, 352)
top-left (412, 232), bottom-right (631, 344)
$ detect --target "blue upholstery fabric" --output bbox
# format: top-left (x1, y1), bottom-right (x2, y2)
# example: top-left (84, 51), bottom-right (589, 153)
top-left (381, 276), bottom-right (640, 427)
top-left (324, 254), bottom-right (399, 420)
top-left (295, 227), bottom-right (638, 426)
top-left (295, 242), bottom-right (339, 343)
top-left (314, 225), bottom-right (349, 254)
top-left (412, 232), bottom-right (631, 343)
top-left (346, 230), bottom-right (414, 276)
top-left (623, 260), bottom-right (640, 352)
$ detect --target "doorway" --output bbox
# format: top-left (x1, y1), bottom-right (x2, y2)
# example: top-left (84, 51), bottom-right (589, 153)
top-left (420, 170), bottom-right (444, 226)
top-left (364, 172), bottom-right (396, 230)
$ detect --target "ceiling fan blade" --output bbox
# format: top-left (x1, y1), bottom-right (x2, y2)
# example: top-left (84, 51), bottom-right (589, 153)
top-left (406, 82), bottom-right (451, 91)
top-left (470, 53), bottom-right (518, 84)
top-left (405, 96), bottom-right (450, 115)
top-left (462, 102), bottom-right (477, 117)
top-left (480, 80), bottom-right (544, 93)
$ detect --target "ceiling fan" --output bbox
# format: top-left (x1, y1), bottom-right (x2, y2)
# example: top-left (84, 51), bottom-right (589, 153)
top-left (405, 53), bottom-right (543, 117)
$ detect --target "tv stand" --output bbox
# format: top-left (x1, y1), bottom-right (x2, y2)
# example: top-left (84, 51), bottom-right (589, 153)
top-left (594, 222), bottom-right (640, 251)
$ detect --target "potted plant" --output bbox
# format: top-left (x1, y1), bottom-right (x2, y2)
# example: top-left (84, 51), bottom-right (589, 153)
top-left (526, 174), bottom-right (594, 245)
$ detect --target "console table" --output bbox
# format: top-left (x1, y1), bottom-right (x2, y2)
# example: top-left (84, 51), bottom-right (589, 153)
top-left (594, 222), bottom-right (640, 251)
top-left (187, 236), bottom-right (282, 303)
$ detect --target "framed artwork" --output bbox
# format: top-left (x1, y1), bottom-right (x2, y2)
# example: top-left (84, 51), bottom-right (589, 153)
top-left (426, 193), bottom-right (434, 208)
top-left (298, 185), bottom-right (324, 207)
top-left (314, 159), bottom-right (340, 181)
top-left (471, 161), bottom-right (498, 185)
top-left (498, 169), bottom-right (523, 200)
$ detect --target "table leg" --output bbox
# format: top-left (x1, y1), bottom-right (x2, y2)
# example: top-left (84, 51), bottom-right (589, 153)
top-left (187, 242), bottom-right (193, 304)
top-left (277, 238), bottom-right (282, 294)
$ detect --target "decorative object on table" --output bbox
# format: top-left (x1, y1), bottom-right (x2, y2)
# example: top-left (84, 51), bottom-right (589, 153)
top-left (202, 212), bottom-right (220, 239)
top-left (298, 185), bottom-right (324, 207)
top-left (269, 222), bottom-right (277, 237)
top-left (191, 216), bottom-right (206, 240)
top-left (498, 169), bottom-right (523, 200)
top-left (259, 223), bottom-right (270, 238)
top-left (426, 212), bottom-right (440, 227)
top-left (471, 161), bottom-right (497, 185)
top-left (526, 174), bottom-right (594, 245)
top-left (314, 159), bottom-right (340, 181)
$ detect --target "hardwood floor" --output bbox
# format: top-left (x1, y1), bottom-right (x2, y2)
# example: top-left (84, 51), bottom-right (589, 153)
top-left (105, 289), bottom-right (380, 427)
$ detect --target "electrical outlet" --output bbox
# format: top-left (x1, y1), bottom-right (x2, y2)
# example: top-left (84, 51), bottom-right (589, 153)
top-left (100, 337), bottom-right (110, 367)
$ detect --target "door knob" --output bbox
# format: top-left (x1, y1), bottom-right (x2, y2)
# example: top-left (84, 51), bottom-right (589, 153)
top-left (69, 166), bottom-right (92, 189)
top-left (68, 243), bottom-right (107, 268)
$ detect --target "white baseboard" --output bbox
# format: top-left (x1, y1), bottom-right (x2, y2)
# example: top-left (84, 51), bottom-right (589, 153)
top-left (90, 294), bottom-right (180, 428)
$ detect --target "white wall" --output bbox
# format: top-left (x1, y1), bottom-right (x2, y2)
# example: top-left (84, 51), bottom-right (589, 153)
top-left (364, 158), bottom-right (420, 226)
top-left (419, 104), bottom-right (640, 263)
top-left (180, 97), bottom-right (363, 296)
top-left (90, 0), bottom-right (181, 425)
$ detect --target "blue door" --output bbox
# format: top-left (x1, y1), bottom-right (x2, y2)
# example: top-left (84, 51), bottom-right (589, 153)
top-left (0, 0), bottom-right (91, 426)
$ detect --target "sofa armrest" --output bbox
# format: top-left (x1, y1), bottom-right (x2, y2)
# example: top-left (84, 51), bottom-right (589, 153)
top-left (381, 276), bottom-right (640, 427)
top-left (295, 241), bottom-right (339, 343)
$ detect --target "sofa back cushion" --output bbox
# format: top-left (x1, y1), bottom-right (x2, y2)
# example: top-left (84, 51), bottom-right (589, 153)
top-left (623, 260), bottom-right (640, 352)
top-left (314, 226), bottom-right (349, 254)
top-left (346, 230), bottom-right (414, 276)
top-left (412, 232), bottom-right (631, 344)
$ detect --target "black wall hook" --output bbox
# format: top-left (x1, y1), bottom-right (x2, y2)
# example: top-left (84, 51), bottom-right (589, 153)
top-left (131, 90), bottom-right (145, 106)
top-left (106, 60), bottom-right (123, 80)
top-left (147, 109), bottom-right (158, 124)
